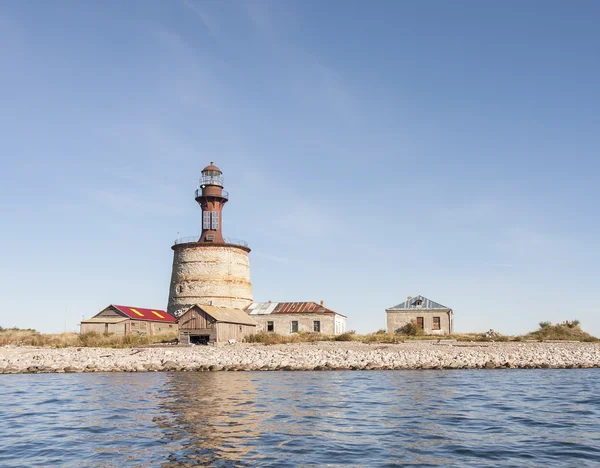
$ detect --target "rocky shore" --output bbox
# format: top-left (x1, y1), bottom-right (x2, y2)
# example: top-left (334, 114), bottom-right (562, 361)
top-left (1, 341), bottom-right (600, 374)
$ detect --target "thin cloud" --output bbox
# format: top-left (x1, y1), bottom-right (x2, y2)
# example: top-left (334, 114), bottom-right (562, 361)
top-left (150, 27), bottom-right (226, 110)
top-left (183, 0), bottom-right (222, 38)
top-left (243, 0), bottom-right (273, 34)
top-left (92, 190), bottom-right (185, 217)
top-left (252, 251), bottom-right (290, 264)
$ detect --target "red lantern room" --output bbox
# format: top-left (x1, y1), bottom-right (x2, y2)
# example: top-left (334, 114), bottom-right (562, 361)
top-left (195, 162), bottom-right (229, 243)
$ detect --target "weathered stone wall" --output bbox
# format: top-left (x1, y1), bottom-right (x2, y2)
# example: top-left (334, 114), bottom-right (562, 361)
top-left (80, 322), bottom-right (127, 335)
top-left (167, 244), bottom-right (253, 318)
top-left (252, 313), bottom-right (346, 336)
top-left (151, 322), bottom-right (178, 335)
top-left (387, 310), bottom-right (452, 335)
top-left (80, 321), bottom-right (176, 336)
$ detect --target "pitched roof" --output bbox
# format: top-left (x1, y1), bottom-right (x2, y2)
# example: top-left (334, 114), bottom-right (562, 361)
top-left (193, 305), bottom-right (257, 326)
top-left (386, 295), bottom-right (451, 311)
top-left (246, 302), bottom-right (346, 318)
top-left (111, 305), bottom-right (177, 323)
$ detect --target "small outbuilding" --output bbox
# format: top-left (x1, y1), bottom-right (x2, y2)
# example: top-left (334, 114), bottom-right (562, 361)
top-left (80, 304), bottom-right (178, 336)
top-left (246, 301), bottom-right (347, 336)
top-left (386, 295), bottom-right (453, 335)
top-left (178, 304), bottom-right (257, 345)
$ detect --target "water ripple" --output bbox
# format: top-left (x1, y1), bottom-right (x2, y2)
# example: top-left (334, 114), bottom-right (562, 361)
top-left (0, 370), bottom-right (599, 466)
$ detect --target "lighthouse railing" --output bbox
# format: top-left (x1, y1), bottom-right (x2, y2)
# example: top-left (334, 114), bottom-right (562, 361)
top-left (173, 236), bottom-right (249, 248)
top-left (195, 189), bottom-right (229, 200)
top-left (224, 237), bottom-right (249, 248)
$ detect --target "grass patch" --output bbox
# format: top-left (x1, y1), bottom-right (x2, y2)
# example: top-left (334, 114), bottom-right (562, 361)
top-left (244, 331), bottom-right (330, 345)
top-left (524, 321), bottom-right (598, 342)
top-left (0, 328), bottom-right (177, 348)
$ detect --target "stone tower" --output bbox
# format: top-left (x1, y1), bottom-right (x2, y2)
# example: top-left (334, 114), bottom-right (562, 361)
top-left (167, 163), bottom-right (253, 318)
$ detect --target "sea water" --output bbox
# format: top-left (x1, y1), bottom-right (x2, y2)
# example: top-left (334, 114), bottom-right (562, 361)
top-left (1, 370), bottom-right (599, 467)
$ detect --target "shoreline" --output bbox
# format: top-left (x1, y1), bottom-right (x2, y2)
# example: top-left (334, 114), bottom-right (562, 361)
top-left (1, 341), bottom-right (599, 374)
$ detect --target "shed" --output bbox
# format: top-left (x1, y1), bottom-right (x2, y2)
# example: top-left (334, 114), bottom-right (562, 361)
top-left (80, 304), bottom-right (178, 336)
top-left (178, 304), bottom-right (257, 345)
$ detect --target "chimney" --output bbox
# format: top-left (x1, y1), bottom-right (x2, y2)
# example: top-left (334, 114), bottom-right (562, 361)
top-left (320, 300), bottom-right (324, 306)
top-left (407, 296), bottom-right (412, 301)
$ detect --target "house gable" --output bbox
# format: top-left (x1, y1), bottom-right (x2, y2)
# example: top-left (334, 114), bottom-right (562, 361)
top-left (179, 305), bottom-right (217, 330)
top-left (93, 306), bottom-right (128, 319)
top-left (386, 295), bottom-right (451, 311)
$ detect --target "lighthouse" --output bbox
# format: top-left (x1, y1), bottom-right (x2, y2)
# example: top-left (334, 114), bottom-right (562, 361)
top-left (167, 163), bottom-right (253, 318)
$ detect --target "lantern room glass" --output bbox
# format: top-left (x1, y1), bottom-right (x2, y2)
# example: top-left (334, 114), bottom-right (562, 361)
top-left (200, 170), bottom-right (223, 187)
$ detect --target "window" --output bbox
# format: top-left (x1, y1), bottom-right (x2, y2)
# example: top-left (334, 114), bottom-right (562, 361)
top-left (415, 300), bottom-right (423, 307)
top-left (433, 317), bottom-right (441, 330)
top-left (169, 325), bottom-right (173, 328)
top-left (239, 325), bottom-right (242, 332)
top-left (313, 321), bottom-right (321, 332)
top-left (267, 321), bottom-right (274, 332)
top-left (203, 211), bottom-right (211, 229)
top-left (211, 211), bottom-right (219, 230)
top-left (291, 321), bottom-right (299, 333)
top-left (178, 284), bottom-right (184, 293)
top-left (416, 317), bottom-right (424, 329)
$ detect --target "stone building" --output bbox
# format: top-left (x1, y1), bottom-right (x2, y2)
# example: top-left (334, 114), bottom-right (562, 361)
top-left (167, 163), bottom-right (253, 318)
top-left (80, 304), bottom-right (177, 336)
top-left (386, 295), bottom-right (453, 335)
top-left (178, 304), bottom-right (257, 345)
top-left (247, 301), bottom-right (347, 336)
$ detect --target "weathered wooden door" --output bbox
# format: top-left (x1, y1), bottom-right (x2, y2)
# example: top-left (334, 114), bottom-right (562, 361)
top-left (416, 317), bottom-right (424, 329)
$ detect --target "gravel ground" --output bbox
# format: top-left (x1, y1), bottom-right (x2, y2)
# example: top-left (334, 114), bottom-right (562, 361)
top-left (1, 341), bottom-right (600, 373)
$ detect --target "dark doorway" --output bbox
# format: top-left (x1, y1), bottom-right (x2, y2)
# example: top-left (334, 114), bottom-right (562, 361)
top-left (190, 335), bottom-right (210, 345)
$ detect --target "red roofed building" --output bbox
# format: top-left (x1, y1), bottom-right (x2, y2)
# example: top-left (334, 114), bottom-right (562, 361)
top-left (80, 304), bottom-right (178, 336)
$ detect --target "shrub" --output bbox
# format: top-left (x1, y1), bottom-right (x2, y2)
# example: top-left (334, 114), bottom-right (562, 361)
top-left (562, 320), bottom-right (580, 329)
top-left (525, 320), bottom-right (598, 342)
top-left (374, 329), bottom-right (387, 335)
top-left (334, 332), bottom-right (355, 342)
top-left (244, 332), bottom-right (288, 345)
top-left (396, 320), bottom-right (424, 336)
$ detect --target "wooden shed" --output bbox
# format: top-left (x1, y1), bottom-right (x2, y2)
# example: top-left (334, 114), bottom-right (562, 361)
top-left (178, 304), bottom-right (257, 345)
top-left (80, 304), bottom-right (178, 336)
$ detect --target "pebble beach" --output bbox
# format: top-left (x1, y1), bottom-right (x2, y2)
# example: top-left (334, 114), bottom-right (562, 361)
top-left (1, 341), bottom-right (600, 374)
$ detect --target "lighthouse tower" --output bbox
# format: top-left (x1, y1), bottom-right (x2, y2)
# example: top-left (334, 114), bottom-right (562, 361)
top-left (167, 163), bottom-right (253, 318)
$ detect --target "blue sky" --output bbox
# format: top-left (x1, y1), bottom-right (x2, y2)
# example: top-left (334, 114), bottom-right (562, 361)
top-left (1, 1), bottom-right (599, 335)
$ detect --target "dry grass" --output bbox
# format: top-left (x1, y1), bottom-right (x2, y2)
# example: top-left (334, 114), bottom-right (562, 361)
top-left (0, 328), bottom-right (177, 348)
top-left (3, 320), bottom-right (597, 348)
top-left (243, 331), bottom-right (508, 345)
top-left (524, 321), bottom-right (598, 342)
top-left (244, 331), bottom-right (331, 345)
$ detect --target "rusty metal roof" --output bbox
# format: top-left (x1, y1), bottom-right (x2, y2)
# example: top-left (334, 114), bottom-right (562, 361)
top-left (246, 302), bottom-right (346, 318)
top-left (202, 162), bottom-right (222, 173)
top-left (195, 305), bottom-right (257, 326)
top-left (111, 305), bottom-right (177, 323)
top-left (386, 295), bottom-right (451, 311)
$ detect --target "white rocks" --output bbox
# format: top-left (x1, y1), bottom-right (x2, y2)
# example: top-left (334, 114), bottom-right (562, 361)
top-left (0, 342), bottom-right (599, 373)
